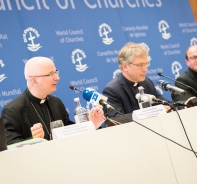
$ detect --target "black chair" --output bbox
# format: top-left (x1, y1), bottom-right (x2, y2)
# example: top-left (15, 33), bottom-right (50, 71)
top-left (0, 117), bottom-right (7, 151)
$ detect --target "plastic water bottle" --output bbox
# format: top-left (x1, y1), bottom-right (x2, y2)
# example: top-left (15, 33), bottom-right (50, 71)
top-left (74, 97), bottom-right (89, 123)
top-left (137, 86), bottom-right (151, 109)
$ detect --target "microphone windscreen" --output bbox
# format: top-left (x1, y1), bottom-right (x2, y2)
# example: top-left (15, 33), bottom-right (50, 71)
top-left (82, 88), bottom-right (96, 101)
top-left (157, 72), bottom-right (162, 76)
top-left (69, 85), bottom-right (75, 90)
top-left (157, 80), bottom-right (170, 90)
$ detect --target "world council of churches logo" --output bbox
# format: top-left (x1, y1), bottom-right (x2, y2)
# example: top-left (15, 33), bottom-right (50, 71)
top-left (71, 49), bottom-right (88, 72)
top-left (140, 42), bottom-right (152, 62)
top-left (158, 20), bottom-right (171, 40)
top-left (171, 61), bottom-right (182, 79)
top-left (155, 86), bottom-right (163, 95)
top-left (0, 59), bottom-right (7, 82)
top-left (190, 37), bottom-right (197, 45)
top-left (113, 69), bottom-right (121, 79)
top-left (23, 27), bottom-right (42, 52)
top-left (98, 23), bottom-right (114, 45)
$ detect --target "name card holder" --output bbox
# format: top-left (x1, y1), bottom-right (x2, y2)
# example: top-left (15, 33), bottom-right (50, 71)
top-left (52, 121), bottom-right (96, 140)
top-left (132, 104), bottom-right (166, 121)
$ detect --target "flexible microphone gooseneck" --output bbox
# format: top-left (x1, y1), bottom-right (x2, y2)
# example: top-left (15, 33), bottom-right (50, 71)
top-left (158, 73), bottom-right (197, 158)
top-left (158, 72), bottom-right (197, 95)
top-left (110, 104), bottom-right (197, 157)
top-left (69, 86), bottom-right (197, 158)
top-left (69, 85), bottom-right (82, 92)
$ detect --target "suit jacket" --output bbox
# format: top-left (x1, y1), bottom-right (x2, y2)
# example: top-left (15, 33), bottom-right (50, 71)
top-left (1, 89), bottom-right (74, 145)
top-left (102, 73), bottom-right (166, 117)
top-left (172, 68), bottom-right (197, 102)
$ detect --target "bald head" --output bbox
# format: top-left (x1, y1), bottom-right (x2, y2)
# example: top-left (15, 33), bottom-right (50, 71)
top-left (24, 57), bottom-right (54, 81)
top-left (24, 56), bottom-right (59, 98)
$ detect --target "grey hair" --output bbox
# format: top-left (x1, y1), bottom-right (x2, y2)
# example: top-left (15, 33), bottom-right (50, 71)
top-left (118, 42), bottom-right (148, 70)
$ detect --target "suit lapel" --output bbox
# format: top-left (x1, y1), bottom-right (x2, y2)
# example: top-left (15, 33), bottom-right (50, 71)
top-left (46, 96), bottom-right (60, 121)
top-left (187, 68), bottom-right (197, 95)
top-left (119, 74), bottom-right (139, 110)
top-left (119, 73), bottom-right (132, 98)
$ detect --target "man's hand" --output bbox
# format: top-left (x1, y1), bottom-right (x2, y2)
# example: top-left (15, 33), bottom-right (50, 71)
top-left (89, 107), bottom-right (105, 129)
top-left (30, 123), bottom-right (44, 138)
top-left (184, 97), bottom-right (196, 107)
top-left (163, 105), bottom-right (174, 113)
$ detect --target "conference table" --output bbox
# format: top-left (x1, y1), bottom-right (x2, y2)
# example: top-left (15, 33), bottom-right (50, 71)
top-left (1, 106), bottom-right (197, 184)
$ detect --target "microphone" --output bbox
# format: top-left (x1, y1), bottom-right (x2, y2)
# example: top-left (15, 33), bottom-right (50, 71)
top-left (82, 89), bottom-right (115, 109)
top-left (158, 72), bottom-right (197, 95)
top-left (157, 80), bottom-right (186, 95)
top-left (69, 86), bottom-right (115, 110)
top-left (69, 85), bottom-right (82, 92)
top-left (135, 93), bottom-right (168, 105)
top-left (82, 87), bottom-right (96, 101)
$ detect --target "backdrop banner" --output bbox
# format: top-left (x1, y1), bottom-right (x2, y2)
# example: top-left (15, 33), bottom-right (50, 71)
top-left (0, 0), bottom-right (197, 121)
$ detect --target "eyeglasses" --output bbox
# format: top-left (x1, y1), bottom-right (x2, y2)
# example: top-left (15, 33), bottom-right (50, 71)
top-left (129, 62), bottom-right (150, 68)
top-left (29, 70), bottom-right (59, 78)
top-left (189, 56), bottom-right (197, 61)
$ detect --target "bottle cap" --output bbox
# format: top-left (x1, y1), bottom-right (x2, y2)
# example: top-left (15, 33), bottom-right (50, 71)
top-left (74, 97), bottom-right (80, 102)
top-left (138, 86), bottom-right (144, 90)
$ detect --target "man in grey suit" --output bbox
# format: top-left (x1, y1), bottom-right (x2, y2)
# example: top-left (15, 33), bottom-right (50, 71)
top-left (173, 45), bottom-right (197, 103)
top-left (1, 57), bottom-right (105, 145)
top-left (103, 42), bottom-right (170, 118)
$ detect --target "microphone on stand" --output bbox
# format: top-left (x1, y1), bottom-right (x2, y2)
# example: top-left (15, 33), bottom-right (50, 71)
top-left (69, 86), bottom-right (122, 122)
top-left (157, 72), bottom-right (197, 108)
top-left (157, 80), bottom-right (186, 95)
top-left (69, 86), bottom-right (115, 110)
top-left (82, 88), bottom-right (115, 110)
top-left (135, 93), bottom-right (168, 105)
top-left (157, 72), bottom-right (197, 95)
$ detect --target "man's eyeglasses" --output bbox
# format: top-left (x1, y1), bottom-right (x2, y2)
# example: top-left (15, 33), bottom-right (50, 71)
top-left (129, 62), bottom-right (150, 68)
top-left (189, 56), bottom-right (197, 61)
top-left (29, 70), bottom-right (59, 78)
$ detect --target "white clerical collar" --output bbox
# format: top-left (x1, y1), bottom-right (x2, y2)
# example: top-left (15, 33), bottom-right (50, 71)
top-left (40, 99), bottom-right (46, 104)
top-left (133, 82), bottom-right (138, 87)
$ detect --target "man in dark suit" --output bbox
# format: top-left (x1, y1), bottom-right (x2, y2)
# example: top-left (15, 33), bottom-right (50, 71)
top-left (1, 57), bottom-right (105, 145)
top-left (172, 45), bottom-right (197, 103)
top-left (103, 42), bottom-right (170, 117)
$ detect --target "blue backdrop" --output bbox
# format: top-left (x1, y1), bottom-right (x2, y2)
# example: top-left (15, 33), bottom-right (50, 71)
top-left (0, 0), bottom-right (197, 121)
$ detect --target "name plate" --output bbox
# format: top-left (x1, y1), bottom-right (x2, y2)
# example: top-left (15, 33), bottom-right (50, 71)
top-left (132, 104), bottom-right (166, 121)
top-left (52, 121), bottom-right (96, 140)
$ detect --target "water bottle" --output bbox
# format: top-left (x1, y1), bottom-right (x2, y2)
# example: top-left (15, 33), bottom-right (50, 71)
top-left (74, 97), bottom-right (89, 123)
top-left (137, 86), bottom-right (151, 109)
